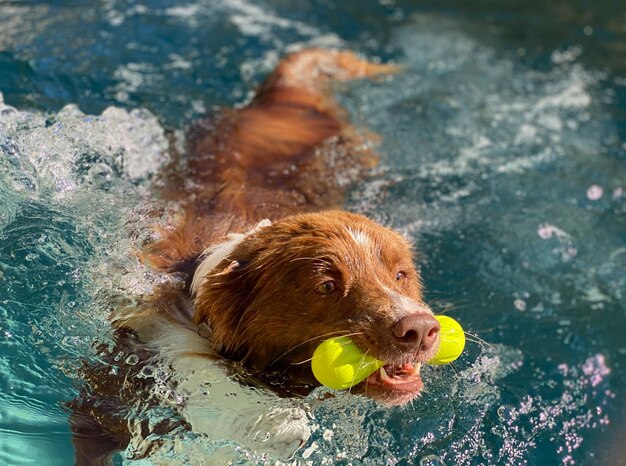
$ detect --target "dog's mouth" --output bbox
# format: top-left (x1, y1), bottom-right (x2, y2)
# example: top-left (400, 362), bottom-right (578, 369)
top-left (364, 362), bottom-right (423, 394)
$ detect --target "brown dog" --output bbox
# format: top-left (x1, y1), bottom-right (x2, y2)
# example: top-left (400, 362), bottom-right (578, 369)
top-left (72, 49), bottom-right (441, 463)
top-left (137, 48), bottom-right (440, 403)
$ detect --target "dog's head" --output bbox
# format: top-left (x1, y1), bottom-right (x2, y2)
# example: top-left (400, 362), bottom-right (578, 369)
top-left (193, 211), bottom-right (440, 405)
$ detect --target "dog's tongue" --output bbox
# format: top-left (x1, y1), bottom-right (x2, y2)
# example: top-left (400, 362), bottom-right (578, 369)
top-left (365, 362), bottom-right (424, 392)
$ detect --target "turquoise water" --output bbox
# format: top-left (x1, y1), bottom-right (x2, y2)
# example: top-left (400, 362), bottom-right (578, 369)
top-left (1, 1), bottom-right (625, 465)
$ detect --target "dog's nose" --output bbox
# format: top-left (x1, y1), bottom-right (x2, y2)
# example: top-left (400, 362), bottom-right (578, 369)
top-left (391, 313), bottom-right (440, 353)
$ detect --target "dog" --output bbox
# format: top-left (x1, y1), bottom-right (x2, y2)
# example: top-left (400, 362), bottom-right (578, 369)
top-left (70, 49), bottom-right (442, 464)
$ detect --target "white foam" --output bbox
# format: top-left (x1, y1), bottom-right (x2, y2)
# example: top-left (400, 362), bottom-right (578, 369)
top-left (0, 98), bottom-right (169, 200)
top-left (225, 0), bottom-right (317, 37)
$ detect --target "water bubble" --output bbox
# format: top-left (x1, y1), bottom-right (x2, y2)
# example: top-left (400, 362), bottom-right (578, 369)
top-left (139, 365), bottom-right (156, 378)
top-left (62, 335), bottom-right (81, 346)
top-left (586, 185), bottom-right (603, 200)
top-left (419, 454), bottom-right (446, 466)
top-left (537, 223), bottom-right (570, 241)
top-left (85, 163), bottom-right (114, 188)
top-left (537, 224), bottom-right (554, 239)
top-left (253, 430), bottom-right (271, 443)
top-left (125, 354), bottom-right (139, 365)
top-left (164, 389), bottom-right (185, 405)
top-left (497, 404), bottom-right (518, 424)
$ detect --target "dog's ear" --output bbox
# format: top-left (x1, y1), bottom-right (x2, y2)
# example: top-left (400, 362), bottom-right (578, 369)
top-left (191, 234), bottom-right (300, 367)
top-left (192, 255), bottom-right (257, 354)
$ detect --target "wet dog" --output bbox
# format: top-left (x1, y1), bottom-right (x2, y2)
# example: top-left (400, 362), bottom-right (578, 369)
top-left (71, 49), bottom-right (441, 464)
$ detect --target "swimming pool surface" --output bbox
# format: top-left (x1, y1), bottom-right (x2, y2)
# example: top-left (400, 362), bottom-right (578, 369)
top-left (1, 1), bottom-right (625, 464)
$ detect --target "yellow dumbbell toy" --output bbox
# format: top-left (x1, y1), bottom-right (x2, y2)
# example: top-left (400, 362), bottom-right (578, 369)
top-left (311, 315), bottom-right (465, 390)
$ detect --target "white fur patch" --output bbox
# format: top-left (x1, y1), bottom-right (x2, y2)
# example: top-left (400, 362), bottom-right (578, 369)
top-left (346, 227), bottom-right (371, 249)
top-left (191, 219), bottom-right (271, 298)
top-left (382, 284), bottom-right (433, 317)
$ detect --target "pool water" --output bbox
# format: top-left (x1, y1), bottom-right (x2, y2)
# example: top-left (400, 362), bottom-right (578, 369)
top-left (1, 1), bottom-right (625, 465)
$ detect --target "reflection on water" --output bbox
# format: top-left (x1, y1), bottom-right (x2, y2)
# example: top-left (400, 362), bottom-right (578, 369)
top-left (0, 1), bottom-right (624, 465)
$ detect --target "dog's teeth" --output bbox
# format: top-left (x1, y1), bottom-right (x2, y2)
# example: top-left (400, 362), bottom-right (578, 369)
top-left (412, 363), bottom-right (422, 375)
top-left (379, 367), bottom-right (392, 382)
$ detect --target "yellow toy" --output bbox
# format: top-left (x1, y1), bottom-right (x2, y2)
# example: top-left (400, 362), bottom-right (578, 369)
top-left (428, 315), bottom-right (465, 365)
top-left (311, 315), bottom-right (465, 390)
top-left (311, 336), bottom-right (385, 390)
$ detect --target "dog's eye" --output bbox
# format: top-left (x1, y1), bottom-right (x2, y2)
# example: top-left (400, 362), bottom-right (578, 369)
top-left (396, 271), bottom-right (407, 282)
top-left (315, 280), bottom-right (337, 295)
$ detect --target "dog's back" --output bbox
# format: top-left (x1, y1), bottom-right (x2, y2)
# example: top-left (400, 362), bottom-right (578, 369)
top-left (145, 49), bottom-right (396, 271)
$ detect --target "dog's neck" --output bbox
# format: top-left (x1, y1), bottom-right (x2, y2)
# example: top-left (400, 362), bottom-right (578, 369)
top-left (190, 219), bottom-right (271, 299)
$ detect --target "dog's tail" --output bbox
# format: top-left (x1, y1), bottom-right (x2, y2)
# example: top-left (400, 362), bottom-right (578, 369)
top-left (187, 49), bottom-right (398, 170)
top-left (256, 48), bottom-right (399, 99)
